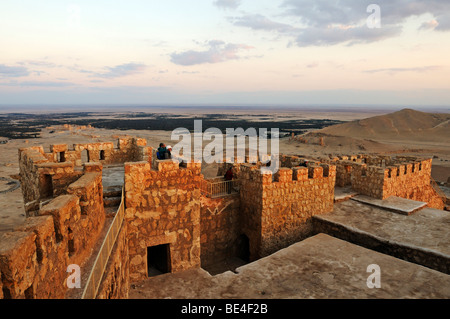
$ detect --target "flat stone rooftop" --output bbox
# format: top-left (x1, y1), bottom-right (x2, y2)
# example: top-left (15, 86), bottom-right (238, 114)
top-left (313, 200), bottom-right (450, 274)
top-left (334, 186), bottom-right (358, 202)
top-left (129, 234), bottom-right (450, 299)
top-left (351, 195), bottom-right (428, 215)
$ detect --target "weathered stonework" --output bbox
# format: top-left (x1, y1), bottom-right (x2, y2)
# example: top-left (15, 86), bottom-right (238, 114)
top-left (2, 140), bottom-right (127, 299)
top-left (124, 159), bottom-right (203, 282)
top-left (328, 156), bottom-right (444, 209)
top-left (0, 231), bottom-right (38, 299)
top-left (96, 221), bottom-right (130, 299)
top-left (239, 163), bottom-right (336, 259)
top-left (18, 137), bottom-right (152, 215)
top-left (4, 139), bottom-right (445, 299)
top-left (200, 194), bottom-right (241, 267)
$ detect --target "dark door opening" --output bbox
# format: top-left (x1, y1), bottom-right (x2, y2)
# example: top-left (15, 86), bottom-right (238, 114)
top-left (57, 151), bottom-right (66, 163)
top-left (2, 286), bottom-right (11, 299)
top-left (147, 244), bottom-right (171, 277)
top-left (99, 150), bottom-right (105, 161)
top-left (41, 174), bottom-right (53, 199)
top-left (236, 234), bottom-right (250, 263)
top-left (24, 285), bottom-right (34, 299)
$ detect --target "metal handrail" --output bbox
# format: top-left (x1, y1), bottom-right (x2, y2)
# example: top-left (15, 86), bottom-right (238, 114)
top-left (81, 187), bottom-right (125, 299)
top-left (201, 179), bottom-right (239, 198)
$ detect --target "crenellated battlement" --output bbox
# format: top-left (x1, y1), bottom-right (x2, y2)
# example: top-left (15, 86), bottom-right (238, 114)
top-left (328, 155), bottom-right (443, 208)
top-left (124, 158), bottom-right (203, 282)
top-left (238, 162), bottom-right (336, 259)
top-left (5, 139), bottom-right (154, 299)
top-left (20, 137), bottom-right (151, 169)
top-left (238, 162), bottom-right (336, 184)
top-left (6, 139), bottom-right (446, 300)
top-left (18, 138), bottom-right (153, 214)
top-left (0, 166), bottom-right (105, 299)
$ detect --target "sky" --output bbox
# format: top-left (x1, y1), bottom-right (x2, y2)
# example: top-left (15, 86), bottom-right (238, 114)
top-left (0, 0), bottom-right (449, 107)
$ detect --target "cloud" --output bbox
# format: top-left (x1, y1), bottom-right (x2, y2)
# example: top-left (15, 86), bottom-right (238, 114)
top-left (434, 14), bottom-right (450, 31)
top-left (232, 13), bottom-right (401, 46)
top-left (363, 65), bottom-right (442, 74)
top-left (170, 40), bottom-right (253, 66)
top-left (213, 0), bottom-right (241, 10)
top-left (17, 60), bottom-right (58, 68)
top-left (0, 80), bottom-right (75, 87)
top-left (295, 24), bottom-right (402, 46)
top-left (231, 14), bottom-right (296, 33)
top-left (229, 1), bottom-right (450, 47)
top-left (93, 63), bottom-right (147, 78)
top-left (419, 20), bottom-right (439, 31)
top-left (281, 0), bottom-right (450, 27)
top-left (0, 64), bottom-right (30, 77)
top-left (180, 71), bottom-right (200, 74)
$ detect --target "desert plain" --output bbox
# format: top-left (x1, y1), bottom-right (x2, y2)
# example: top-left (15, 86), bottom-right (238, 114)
top-left (0, 106), bottom-right (449, 234)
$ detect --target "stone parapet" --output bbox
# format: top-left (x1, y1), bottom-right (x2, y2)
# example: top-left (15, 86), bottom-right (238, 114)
top-left (124, 159), bottom-right (203, 282)
top-left (1, 171), bottom-right (106, 298)
top-left (239, 163), bottom-right (336, 259)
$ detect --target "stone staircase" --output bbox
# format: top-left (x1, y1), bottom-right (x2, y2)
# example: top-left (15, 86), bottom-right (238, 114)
top-left (103, 186), bottom-right (122, 208)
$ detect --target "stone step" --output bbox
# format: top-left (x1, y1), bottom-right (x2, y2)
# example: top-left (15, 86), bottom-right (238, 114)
top-left (103, 196), bottom-right (121, 208)
top-left (103, 187), bottom-right (122, 198)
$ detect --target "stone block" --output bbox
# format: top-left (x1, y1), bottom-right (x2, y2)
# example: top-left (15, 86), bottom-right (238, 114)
top-left (308, 166), bottom-right (323, 179)
top-left (39, 195), bottom-right (80, 241)
top-left (293, 167), bottom-right (308, 181)
top-left (50, 144), bottom-right (68, 153)
top-left (0, 231), bottom-right (37, 298)
top-left (83, 162), bottom-right (103, 173)
top-left (275, 168), bottom-right (293, 183)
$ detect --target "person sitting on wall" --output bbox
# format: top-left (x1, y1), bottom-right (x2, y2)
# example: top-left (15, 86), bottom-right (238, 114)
top-left (299, 160), bottom-right (308, 167)
top-left (166, 145), bottom-right (172, 159)
top-left (157, 143), bottom-right (167, 160)
top-left (224, 167), bottom-right (234, 194)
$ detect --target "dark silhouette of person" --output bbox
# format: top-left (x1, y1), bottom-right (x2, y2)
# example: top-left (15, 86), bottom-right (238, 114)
top-left (157, 143), bottom-right (167, 160)
top-left (224, 167), bottom-right (233, 194)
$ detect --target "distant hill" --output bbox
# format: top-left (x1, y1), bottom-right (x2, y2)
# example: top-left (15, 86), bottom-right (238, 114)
top-left (319, 109), bottom-right (450, 142)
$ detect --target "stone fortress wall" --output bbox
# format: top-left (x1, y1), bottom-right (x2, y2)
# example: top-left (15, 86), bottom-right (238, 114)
top-left (18, 137), bottom-right (152, 215)
top-left (124, 160), bottom-right (203, 282)
top-left (321, 155), bottom-right (444, 210)
top-left (0, 162), bottom-right (105, 298)
top-left (1, 137), bottom-right (446, 299)
top-left (238, 162), bottom-right (336, 259)
top-left (1, 136), bottom-right (149, 299)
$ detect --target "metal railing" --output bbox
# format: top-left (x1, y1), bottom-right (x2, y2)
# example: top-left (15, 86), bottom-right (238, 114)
top-left (201, 179), bottom-right (239, 198)
top-left (81, 187), bottom-right (125, 299)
